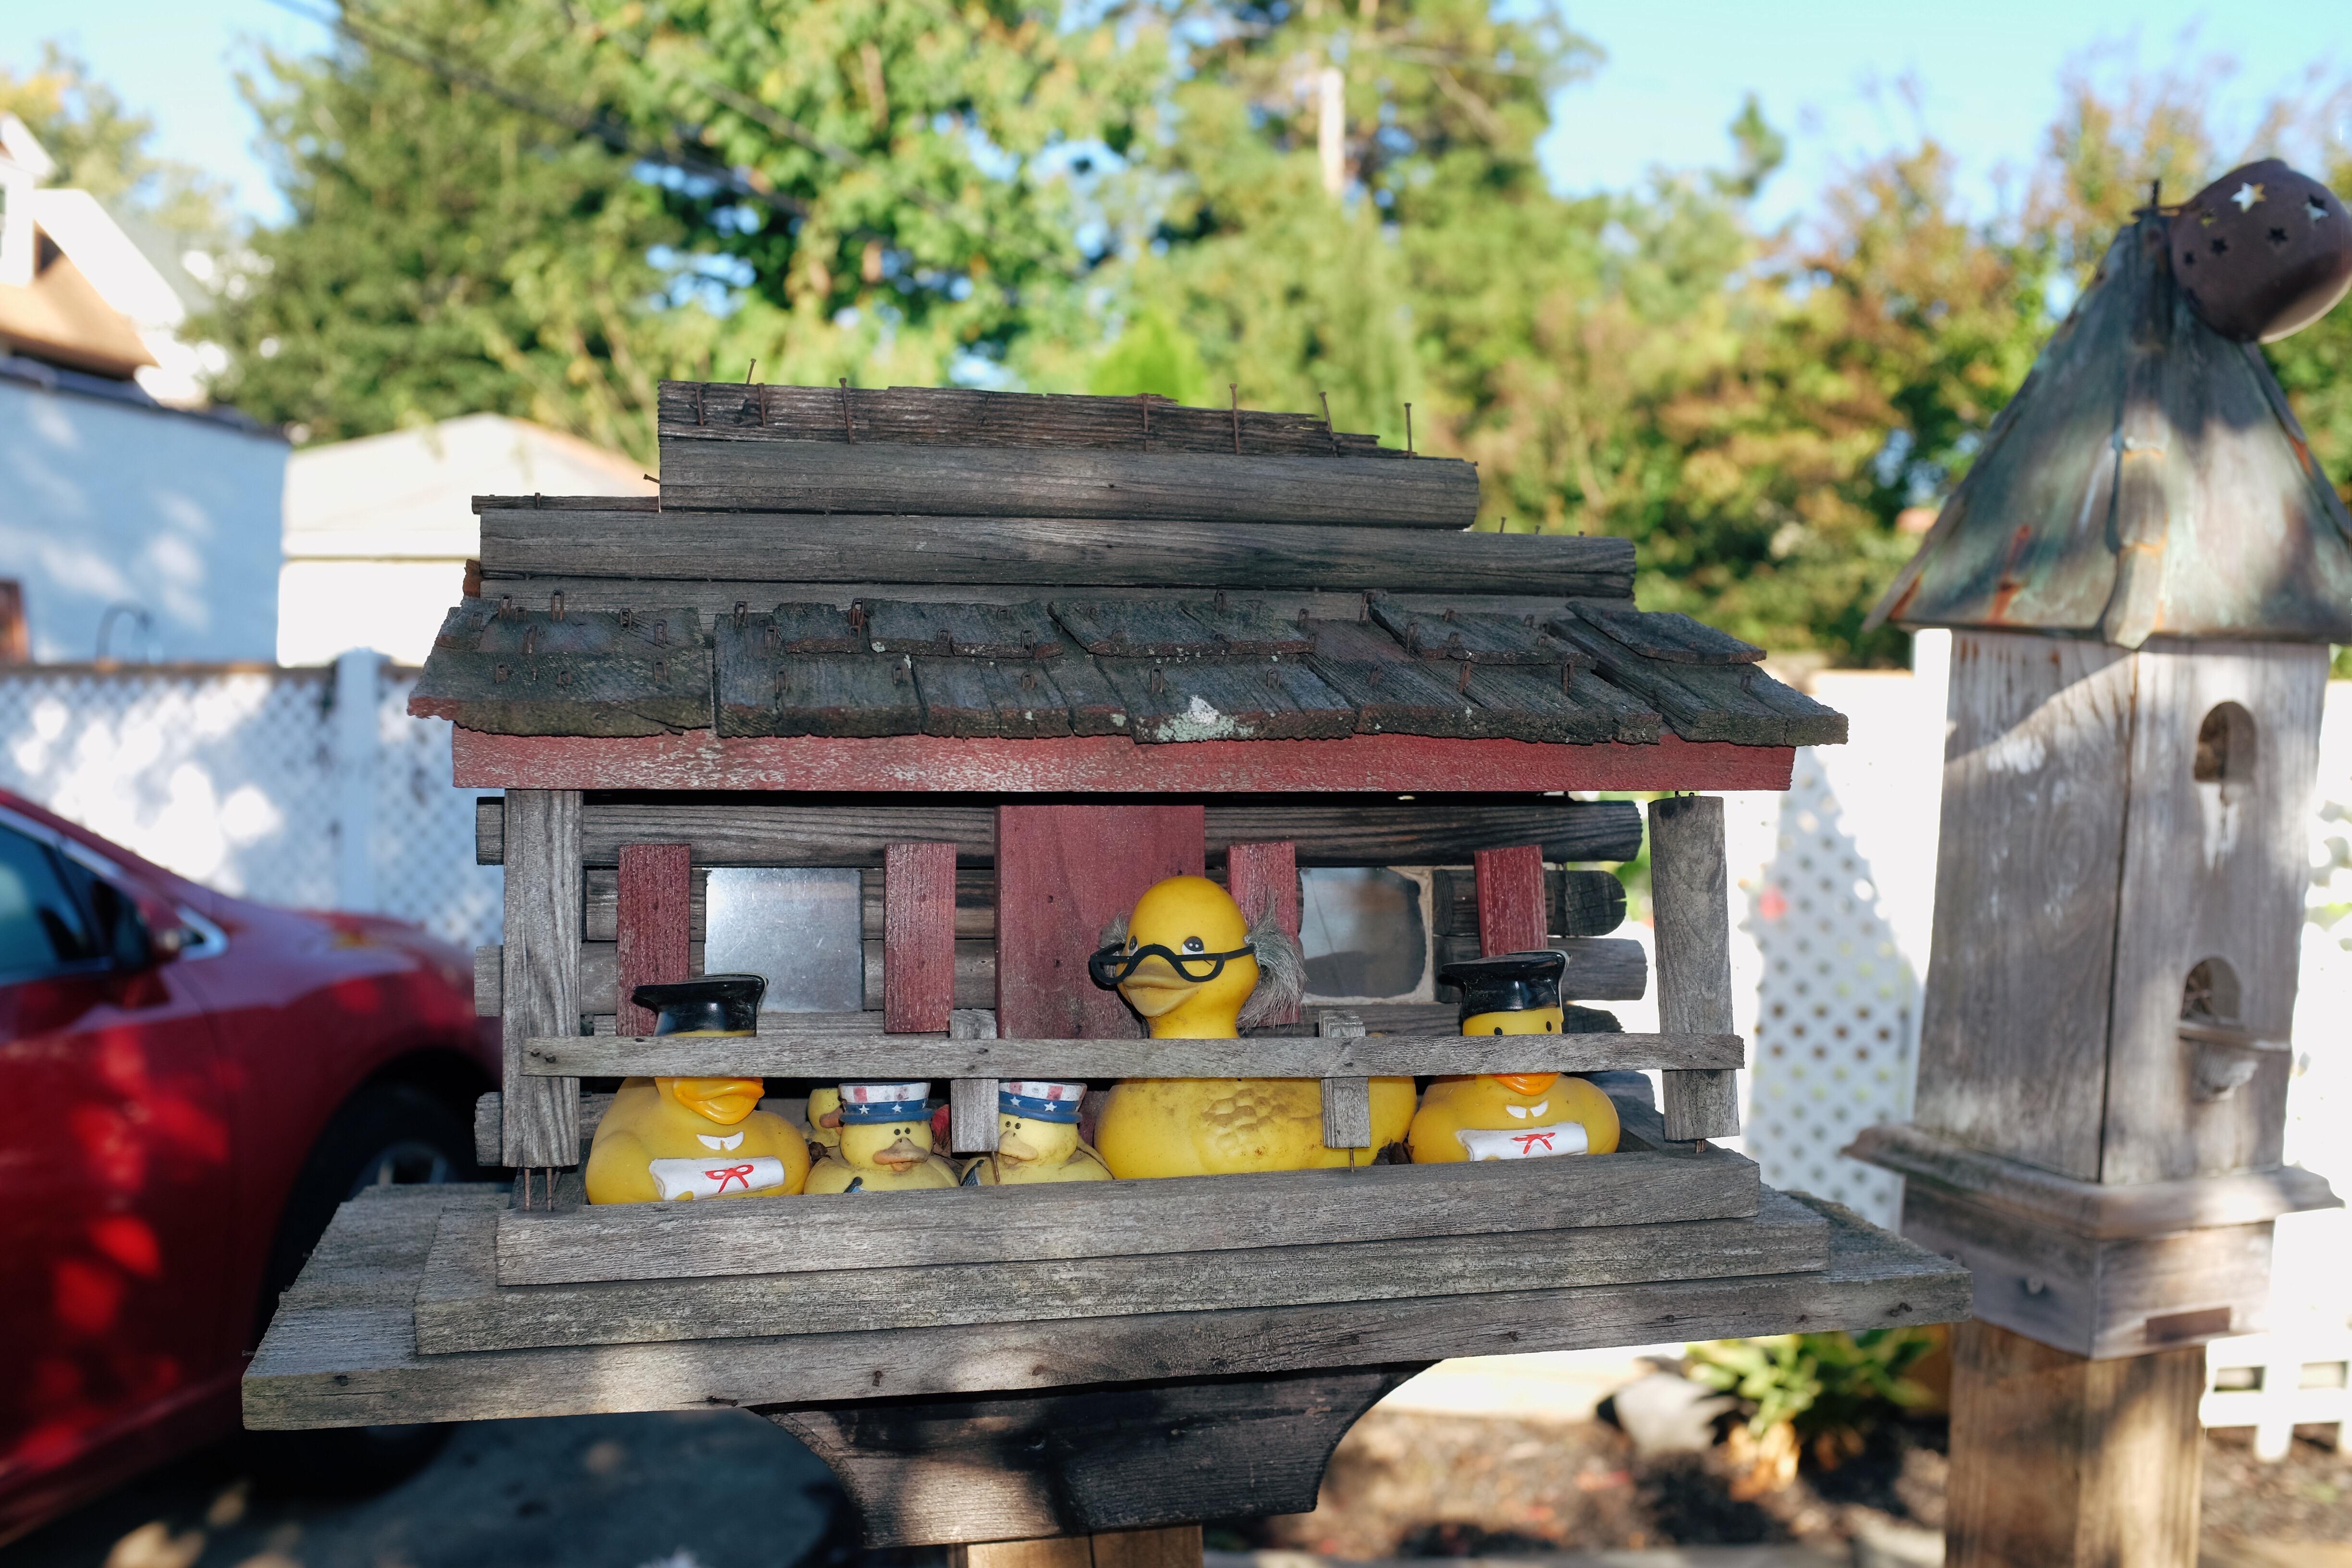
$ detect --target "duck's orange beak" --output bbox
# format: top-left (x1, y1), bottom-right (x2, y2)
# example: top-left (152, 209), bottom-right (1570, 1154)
top-left (1494, 1072), bottom-right (1559, 1096)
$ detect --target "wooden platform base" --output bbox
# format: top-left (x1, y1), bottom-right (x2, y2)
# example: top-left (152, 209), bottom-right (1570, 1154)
top-left (244, 1185), bottom-right (1968, 1434)
top-left (767, 1370), bottom-right (1415, 1546)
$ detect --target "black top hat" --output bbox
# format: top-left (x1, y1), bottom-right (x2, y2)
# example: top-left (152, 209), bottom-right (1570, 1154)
top-left (1437, 950), bottom-right (1566, 1025)
top-left (632, 974), bottom-right (766, 1035)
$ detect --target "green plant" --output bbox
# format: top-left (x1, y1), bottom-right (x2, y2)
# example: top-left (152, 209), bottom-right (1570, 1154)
top-left (1686, 1329), bottom-right (1936, 1448)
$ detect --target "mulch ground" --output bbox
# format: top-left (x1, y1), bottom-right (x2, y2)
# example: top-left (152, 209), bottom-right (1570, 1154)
top-left (1209, 1409), bottom-right (2352, 1558)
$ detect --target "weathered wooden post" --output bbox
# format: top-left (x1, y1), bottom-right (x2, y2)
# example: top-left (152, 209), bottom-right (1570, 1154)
top-left (1853, 186), bottom-right (2352, 1566)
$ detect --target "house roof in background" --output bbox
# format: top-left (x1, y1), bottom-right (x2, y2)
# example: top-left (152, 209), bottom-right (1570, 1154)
top-left (0, 245), bottom-right (156, 378)
top-left (284, 413), bottom-right (654, 560)
top-left (1870, 213), bottom-right (2352, 646)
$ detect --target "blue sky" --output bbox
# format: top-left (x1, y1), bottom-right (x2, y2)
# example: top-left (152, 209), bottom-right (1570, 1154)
top-left (3, 1), bottom-right (2345, 230)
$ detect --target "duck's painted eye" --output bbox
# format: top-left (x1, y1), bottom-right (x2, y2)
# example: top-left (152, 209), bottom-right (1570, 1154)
top-left (1182, 936), bottom-right (1204, 953)
top-left (1505, 1103), bottom-right (1529, 1119)
top-left (1530, 1102), bottom-right (1549, 1118)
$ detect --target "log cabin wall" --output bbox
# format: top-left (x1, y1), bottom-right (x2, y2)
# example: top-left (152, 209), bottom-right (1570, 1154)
top-left (473, 794), bottom-right (1652, 1036)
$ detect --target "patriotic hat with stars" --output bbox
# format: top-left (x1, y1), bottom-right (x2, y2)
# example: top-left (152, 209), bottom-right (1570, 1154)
top-left (837, 1081), bottom-right (932, 1124)
top-left (998, 1080), bottom-right (1086, 1124)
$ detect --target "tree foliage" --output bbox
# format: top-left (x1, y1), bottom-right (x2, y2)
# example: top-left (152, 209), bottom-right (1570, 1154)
top-left (29, 5), bottom-right (2346, 661)
top-left (0, 43), bottom-right (235, 259)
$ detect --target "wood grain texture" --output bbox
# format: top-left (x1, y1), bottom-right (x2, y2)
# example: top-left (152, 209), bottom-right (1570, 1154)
top-left (478, 509), bottom-right (1632, 595)
top-left (1433, 936), bottom-right (1646, 1001)
top-left (863, 937), bottom-right (995, 1011)
top-left (1473, 844), bottom-right (1547, 956)
top-left (1915, 632), bottom-right (2135, 1179)
top-left (1846, 1120), bottom-right (2339, 1239)
top-left (2100, 641), bottom-right (2326, 1182)
top-left (589, 865), bottom-right (709, 941)
top-left (658, 379), bottom-right (1394, 458)
top-left (411, 1195), bottom-right (1829, 1353)
top-left (1649, 796), bottom-right (1740, 1142)
top-left (1226, 840), bottom-right (1300, 1028)
top-left (242, 1188), bottom-right (1969, 1430)
top-left (499, 791), bottom-right (583, 1167)
top-left (1317, 1012), bottom-right (1372, 1151)
top-left (452, 728), bottom-right (1796, 795)
top-left (522, 1029), bottom-right (1741, 1080)
top-left (493, 1118), bottom-right (1758, 1287)
top-left (656, 435), bottom-right (1480, 528)
top-left (615, 843), bottom-right (692, 1037)
top-left (1946, 1320), bottom-right (2204, 1568)
top-left (950, 1077), bottom-right (1001, 1155)
top-left (1429, 868), bottom-right (1625, 939)
top-left (1546, 618), bottom-right (1844, 746)
top-left (884, 841), bottom-right (958, 1034)
top-left (995, 805), bottom-right (1205, 1040)
top-left (480, 796), bottom-right (1646, 870)
top-left (772, 1373), bottom-right (1403, 1547)
top-left (1899, 1184), bottom-right (2274, 1359)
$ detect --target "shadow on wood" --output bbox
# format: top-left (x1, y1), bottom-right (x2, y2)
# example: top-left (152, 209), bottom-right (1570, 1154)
top-left (760, 1367), bottom-right (1420, 1546)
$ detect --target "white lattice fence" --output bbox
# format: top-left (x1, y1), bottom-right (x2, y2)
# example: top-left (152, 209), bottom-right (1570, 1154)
top-left (0, 654), bottom-right (500, 947)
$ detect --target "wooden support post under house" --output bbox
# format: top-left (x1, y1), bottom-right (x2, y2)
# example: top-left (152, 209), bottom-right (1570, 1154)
top-left (1648, 796), bottom-right (1740, 1141)
top-left (953, 1526), bottom-right (1204, 1568)
top-left (1225, 839), bottom-right (1300, 1027)
top-left (500, 790), bottom-right (582, 1179)
top-left (1472, 844), bottom-right (1546, 956)
top-left (614, 843), bottom-right (692, 1038)
top-left (1944, 1320), bottom-right (2204, 1568)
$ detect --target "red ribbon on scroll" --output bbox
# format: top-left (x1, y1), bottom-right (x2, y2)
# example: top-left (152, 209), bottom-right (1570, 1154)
top-left (705, 1163), bottom-right (759, 1193)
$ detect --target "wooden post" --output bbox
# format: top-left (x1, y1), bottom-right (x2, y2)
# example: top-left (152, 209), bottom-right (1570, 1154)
top-left (1647, 796), bottom-right (1740, 1141)
top-left (1226, 839), bottom-right (1300, 1026)
top-left (615, 843), bottom-right (692, 1037)
top-left (952, 1528), bottom-right (1203, 1568)
top-left (1473, 844), bottom-right (1546, 955)
top-left (1945, 1320), bottom-right (2204, 1567)
top-left (995, 804), bottom-right (1205, 1041)
top-left (500, 790), bottom-right (583, 1169)
top-left (885, 840), bottom-right (959, 1034)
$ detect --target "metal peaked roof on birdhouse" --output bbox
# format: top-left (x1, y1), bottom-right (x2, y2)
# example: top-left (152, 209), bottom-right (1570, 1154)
top-left (1866, 207), bottom-right (2352, 648)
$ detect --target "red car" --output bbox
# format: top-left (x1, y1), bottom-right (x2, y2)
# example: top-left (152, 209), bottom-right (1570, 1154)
top-left (0, 789), bottom-right (498, 1543)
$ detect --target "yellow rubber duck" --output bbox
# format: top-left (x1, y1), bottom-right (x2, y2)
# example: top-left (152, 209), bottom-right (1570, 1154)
top-left (803, 1086), bottom-right (843, 1160)
top-left (585, 976), bottom-right (812, 1203)
top-left (961, 1080), bottom-right (1113, 1185)
top-left (1407, 951), bottom-right (1621, 1163)
top-left (1089, 875), bottom-right (1414, 1178)
top-left (805, 1081), bottom-right (963, 1192)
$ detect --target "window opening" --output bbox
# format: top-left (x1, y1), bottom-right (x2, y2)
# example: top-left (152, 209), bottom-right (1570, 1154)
top-left (704, 868), bottom-right (865, 1013)
top-left (1298, 867), bottom-right (1431, 1003)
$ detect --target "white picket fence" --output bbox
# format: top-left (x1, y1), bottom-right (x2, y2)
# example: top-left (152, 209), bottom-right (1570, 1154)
top-left (1, 649), bottom-right (2344, 1450)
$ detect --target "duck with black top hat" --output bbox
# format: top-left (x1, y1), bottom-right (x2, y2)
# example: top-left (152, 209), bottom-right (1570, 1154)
top-left (1406, 951), bottom-right (1621, 1163)
top-left (961, 1080), bottom-right (1113, 1185)
top-left (806, 1081), bottom-right (963, 1191)
top-left (583, 975), bottom-right (814, 1204)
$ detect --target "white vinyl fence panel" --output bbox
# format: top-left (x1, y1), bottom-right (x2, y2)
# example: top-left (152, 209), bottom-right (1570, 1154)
top-left (0, 652), bottom-right (499, 946)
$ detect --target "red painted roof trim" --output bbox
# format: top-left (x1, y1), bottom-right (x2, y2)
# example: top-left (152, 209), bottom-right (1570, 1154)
top-left (451, 729), bottom-right (1796, 794)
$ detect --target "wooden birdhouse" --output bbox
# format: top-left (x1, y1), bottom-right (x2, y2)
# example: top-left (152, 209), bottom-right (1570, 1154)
top-left (244, 380), bottom-right (1967, 1560)
top-left (1851, 200), bottom-right (2351, 1564)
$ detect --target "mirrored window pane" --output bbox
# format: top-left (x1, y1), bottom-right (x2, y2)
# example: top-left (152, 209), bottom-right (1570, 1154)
top-left (1299, 867), bottom-right (1430, 1002)
top-left (704, 868), bottom-right (865, 1013)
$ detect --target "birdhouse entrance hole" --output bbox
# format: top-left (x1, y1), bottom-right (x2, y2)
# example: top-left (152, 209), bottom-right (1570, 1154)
top-left (2180, 956), bottom-right (2242, 1026)
top-left (2193, 701), bottom-right (2255, 788)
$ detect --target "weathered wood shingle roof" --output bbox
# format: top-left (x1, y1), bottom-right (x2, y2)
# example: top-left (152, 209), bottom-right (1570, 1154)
top-left (410, 381), bottom-right (1843, 762)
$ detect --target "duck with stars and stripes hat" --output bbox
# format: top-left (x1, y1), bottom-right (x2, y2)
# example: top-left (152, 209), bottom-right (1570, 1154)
top-left (961, 1080), bottom-right (1113, 1186)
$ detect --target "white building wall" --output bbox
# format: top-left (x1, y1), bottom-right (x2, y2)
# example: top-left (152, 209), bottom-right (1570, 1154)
top-left (0, 375), bottom-right (286, 662)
